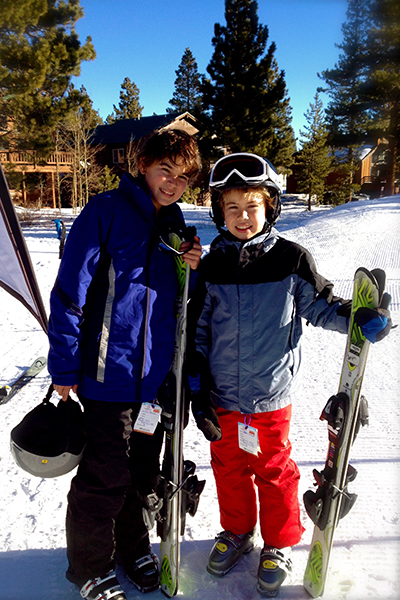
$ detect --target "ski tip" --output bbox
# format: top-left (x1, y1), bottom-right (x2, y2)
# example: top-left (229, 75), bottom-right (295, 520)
top-left (354, 267), bottom-right (386, 305)
top-left (35, 356), bottom-right (48, 365)
top-left (28, 357), bottom-right (48, 372)
top-left (380, 292), bottom-right (391, 311)
top-left (355, 267), bottom-right (385, 281)
top-left (370, 268), bottom-right (386, 301)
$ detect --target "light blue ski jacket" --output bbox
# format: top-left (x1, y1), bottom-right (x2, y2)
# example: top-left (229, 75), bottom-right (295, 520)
top-left (190, 229), bottom-right (350, 414)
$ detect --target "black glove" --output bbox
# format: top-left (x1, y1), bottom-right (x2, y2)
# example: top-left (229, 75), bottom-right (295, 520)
top-left (354, 292), bottom-right (394, 343)
top-left (191, 391), bottom-right (222, 442)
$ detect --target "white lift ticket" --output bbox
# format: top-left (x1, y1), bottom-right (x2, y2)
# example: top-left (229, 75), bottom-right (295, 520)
top-left (238, 421), bottom-right (260, 456)
top-left (133, 402), bottom-right (162, 435)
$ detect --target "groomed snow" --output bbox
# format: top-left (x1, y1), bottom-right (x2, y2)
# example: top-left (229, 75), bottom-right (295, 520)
top-left (0, 195), bottom-right (399, 600)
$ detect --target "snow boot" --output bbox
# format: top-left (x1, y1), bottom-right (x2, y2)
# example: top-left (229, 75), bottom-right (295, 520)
top-left (79, 570), bottom-right (126, 600)
top-left (257, 546), bottom-right (292, 597)
top-left (207, 528), bottom-right (256, 576)
top-left (124, 551), bottom-right (160, 593)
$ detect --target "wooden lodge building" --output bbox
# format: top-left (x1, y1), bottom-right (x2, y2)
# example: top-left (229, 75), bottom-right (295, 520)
top-left (0, 112), bottom-right (199, 207)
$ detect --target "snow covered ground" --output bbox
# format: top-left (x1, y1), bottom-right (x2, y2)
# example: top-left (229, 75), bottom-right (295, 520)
top-left (0, 195), bottom-right (399, 600)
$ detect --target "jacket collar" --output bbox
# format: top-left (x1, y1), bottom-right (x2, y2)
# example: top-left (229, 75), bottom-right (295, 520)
top-left (118, 173), bottom-right (184, 227)
top-left (211, 225), bottom-right (279, 252)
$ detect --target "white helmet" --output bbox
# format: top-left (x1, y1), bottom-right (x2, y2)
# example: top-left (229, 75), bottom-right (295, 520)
top-left (209, 152), bottom-right (282, 231)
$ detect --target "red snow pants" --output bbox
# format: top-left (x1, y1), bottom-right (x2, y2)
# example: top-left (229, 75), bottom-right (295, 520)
top-left (210, 405), bottom-right (305, 549)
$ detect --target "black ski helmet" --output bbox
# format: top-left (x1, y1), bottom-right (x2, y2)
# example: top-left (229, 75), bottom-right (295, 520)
top-left (10, 385), bottom-right (86, 478)
top-left (209, 153), bottom-right (282, 231)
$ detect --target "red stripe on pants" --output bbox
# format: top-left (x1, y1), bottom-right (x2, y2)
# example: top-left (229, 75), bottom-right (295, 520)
top-left (210, 405), bottom-right (305, 548)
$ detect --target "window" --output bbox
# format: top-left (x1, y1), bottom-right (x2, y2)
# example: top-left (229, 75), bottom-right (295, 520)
top-left (112, 148), bottom-right (125, 164)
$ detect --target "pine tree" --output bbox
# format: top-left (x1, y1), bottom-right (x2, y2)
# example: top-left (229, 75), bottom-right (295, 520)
top-left (98, 166), bottom-right (120, 193)
top-left (361, 0), bottom-right (400, 194)
top-left (167, 48), bottom-right (202, 115)
top-left (106, 77), bottom-right (143, 123)
top-left (253, 58), bottom-right (295, 172)
top-left (320, 0), bottom-right (371, 146)
top-left (0, 0), bottom-right (96, 156)
top-left (202, 0), bottom-right (295, 170)
top-left (319, 0), bottom-right (372, 200)
top-left (296, 93), bottom-right (332, 210)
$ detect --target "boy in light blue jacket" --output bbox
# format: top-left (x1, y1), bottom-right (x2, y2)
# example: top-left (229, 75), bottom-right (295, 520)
top-left (189, 152), bottom-right (391, 597)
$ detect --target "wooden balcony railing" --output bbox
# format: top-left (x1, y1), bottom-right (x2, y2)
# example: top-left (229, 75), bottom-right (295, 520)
top-left (361, 175), bottom-right (387, 185)
top-left (0, 150), bottom-right (74, 165)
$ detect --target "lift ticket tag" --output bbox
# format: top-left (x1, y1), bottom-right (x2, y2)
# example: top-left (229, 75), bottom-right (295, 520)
top-left (238, 417), bottom-right (259, 456)
top-left (134, 402), bottom-right (162, 435)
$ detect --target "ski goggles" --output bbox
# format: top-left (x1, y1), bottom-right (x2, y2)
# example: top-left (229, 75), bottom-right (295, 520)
top-left (209, 153), bottom-right (281, 192)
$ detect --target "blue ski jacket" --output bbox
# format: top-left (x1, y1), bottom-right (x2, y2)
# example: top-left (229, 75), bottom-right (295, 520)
top-left (48, 173), bottom-right (188, 403)
top-left (189, 228), bottom-right (350, 414)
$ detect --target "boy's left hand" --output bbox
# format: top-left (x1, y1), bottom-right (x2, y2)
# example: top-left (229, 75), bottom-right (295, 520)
top-left (354, 302), bottom-right (394, 343)
top-left (181, 235), bottom-right (202, 270)
top-left (192, 391), bottom-right (222, 442)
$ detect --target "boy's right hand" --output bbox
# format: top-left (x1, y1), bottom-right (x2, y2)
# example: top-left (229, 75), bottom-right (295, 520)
top-left (181, 235), bottom-right (202, 270)
top-left (191, 391), bottom-right (222, 442)
top-left (53, 384), bottom-right (78, 402)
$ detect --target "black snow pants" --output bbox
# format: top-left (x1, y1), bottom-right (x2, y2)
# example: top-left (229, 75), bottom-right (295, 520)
top-left (65, 397), bottom-right (164, 587)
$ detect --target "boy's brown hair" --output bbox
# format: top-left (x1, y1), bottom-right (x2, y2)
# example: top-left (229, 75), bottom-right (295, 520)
top-left (135, 128), bottom-right (201, 182)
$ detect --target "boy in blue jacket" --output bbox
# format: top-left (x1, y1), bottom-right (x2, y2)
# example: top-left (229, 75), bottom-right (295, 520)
top-left (189, 153), bottom-right (391, 597)
top-left (48, 129), bottom-right (202, 600)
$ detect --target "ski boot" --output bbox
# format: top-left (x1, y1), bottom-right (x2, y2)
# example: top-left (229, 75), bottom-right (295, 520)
top-left (257, 546), bottom-right (292, 597)
top-left (79, 570), bottom-right (127, 600)
top-left (207, 528), bottom-right (256, 576)
top-left (124, 551), bottom-right (160, 593)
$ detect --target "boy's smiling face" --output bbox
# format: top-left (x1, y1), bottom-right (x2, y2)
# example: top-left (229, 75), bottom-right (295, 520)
top-left (222, 189), bottom-right (266, 240)
top-left (140, 157), bottom-right (189, 213)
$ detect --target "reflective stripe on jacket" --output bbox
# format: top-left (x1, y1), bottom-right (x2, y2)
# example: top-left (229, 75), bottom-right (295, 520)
top-left (48, 174), bottom-right (185, 403)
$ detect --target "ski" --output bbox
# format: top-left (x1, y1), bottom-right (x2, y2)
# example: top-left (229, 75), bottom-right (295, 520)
top-left (0, 356), bottom-right (47, 406)
top-left (157, 226), bottom-right (205, 598)
top-left (303, 267), bottom-right (387, 597)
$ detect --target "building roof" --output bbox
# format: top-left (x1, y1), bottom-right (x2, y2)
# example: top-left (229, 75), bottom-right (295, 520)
top-left (90, 112), bottom-right (199, 146)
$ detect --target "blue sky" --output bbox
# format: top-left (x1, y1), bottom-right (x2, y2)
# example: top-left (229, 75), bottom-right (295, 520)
top-left (74, 0), bottom-right (348, 145)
